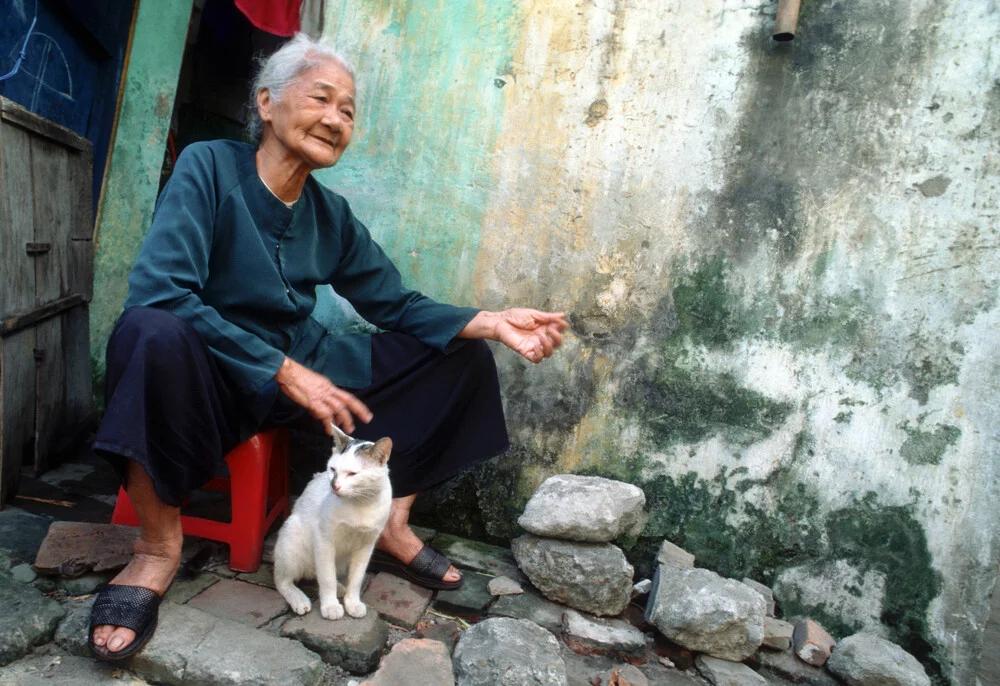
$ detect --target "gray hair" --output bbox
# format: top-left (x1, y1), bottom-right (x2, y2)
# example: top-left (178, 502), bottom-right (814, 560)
top-left (245, 33), bottom-right (356, 142)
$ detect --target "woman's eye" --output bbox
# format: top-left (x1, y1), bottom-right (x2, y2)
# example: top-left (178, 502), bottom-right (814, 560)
top-left (313, 95), bottom-right (328, 103)
top-left (342, 110), bottom-right (354, 120)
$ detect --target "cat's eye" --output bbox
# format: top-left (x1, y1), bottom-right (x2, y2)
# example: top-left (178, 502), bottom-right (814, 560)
top-left (344, 471), bottom-right (357, 478)
top-left (329, 468), bottom-right (337, 478)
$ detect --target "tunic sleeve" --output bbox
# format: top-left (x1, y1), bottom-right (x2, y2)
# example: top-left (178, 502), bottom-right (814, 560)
top-left (125, 144), bottom-right (287, 394)
top-left (329, 208), bottom-right (480, 352)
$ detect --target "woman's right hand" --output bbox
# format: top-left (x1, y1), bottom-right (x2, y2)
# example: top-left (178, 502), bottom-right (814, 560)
top-left (274, 357), bottom-right (373, 434)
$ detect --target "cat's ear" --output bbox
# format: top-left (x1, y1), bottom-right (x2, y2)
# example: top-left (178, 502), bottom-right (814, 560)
top-left (330, 424), bottom-right (351, 454)
top-left (371, 437), bottom-right (392, 466)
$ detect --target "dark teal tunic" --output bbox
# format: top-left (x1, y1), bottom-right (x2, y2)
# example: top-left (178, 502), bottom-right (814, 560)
top-left (126, 140), bottom-right (479, 396)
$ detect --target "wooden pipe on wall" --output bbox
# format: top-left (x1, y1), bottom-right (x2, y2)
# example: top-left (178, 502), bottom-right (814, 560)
top-left (774, 0), bottom-right (801, 41)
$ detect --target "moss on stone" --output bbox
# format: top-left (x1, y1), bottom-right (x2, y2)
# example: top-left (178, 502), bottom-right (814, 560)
top-left (899, 423), bottom-right (961, 466)
top-left (823, 494), bottom-right (944, 682)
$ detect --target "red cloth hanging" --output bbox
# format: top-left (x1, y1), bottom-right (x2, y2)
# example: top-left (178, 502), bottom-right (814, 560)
top-left (234, 0), bottom-right (301, 37)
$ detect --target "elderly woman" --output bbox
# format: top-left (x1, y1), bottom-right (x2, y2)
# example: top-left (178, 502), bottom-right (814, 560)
top-left (88, 34), bottom-right (565, 660)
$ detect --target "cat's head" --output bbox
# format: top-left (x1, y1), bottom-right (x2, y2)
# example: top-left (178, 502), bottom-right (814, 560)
top-left (326, 426), bottom-right (392, 501)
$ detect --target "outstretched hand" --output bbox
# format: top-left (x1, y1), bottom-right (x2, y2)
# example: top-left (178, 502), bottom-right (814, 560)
top-left (460, 309), bottom-right (568, 363)
top-left (274, 357), bottom-right (373, 434)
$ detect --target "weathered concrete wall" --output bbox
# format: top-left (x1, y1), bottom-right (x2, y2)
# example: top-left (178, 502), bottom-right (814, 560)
top-left (90, 0), bottom-right (193, 386)
top-left (317, 1), bottom-right (1000, 683)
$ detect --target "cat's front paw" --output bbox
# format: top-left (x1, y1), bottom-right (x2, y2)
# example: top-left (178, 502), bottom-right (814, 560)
top-left (278, 586), bottom-right (312, 616)
top-left (343, 597), bottom-right (367, 618)
top-left (320, 599), bottom-right (345, 620)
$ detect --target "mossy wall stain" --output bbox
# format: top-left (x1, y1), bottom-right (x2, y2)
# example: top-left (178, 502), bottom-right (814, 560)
top-left (899, 423), bottom-right (961, 466)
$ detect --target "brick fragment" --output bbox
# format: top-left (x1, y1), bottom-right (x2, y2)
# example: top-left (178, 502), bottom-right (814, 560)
top-left (793, 618), bottom-right (837, 666)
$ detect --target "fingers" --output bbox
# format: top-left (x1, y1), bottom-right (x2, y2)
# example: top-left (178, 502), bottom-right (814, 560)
top-left (310, 388), bottom-right (373, 436)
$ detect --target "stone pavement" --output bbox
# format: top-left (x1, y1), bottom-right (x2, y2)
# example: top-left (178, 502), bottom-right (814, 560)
top-left (0, 447), bottom-right (712, 685)
top-left (1, 507), bottom-right (713, 685)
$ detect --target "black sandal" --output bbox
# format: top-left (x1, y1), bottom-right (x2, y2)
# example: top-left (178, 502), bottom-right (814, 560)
top-left (88, 584), bottom-right (162, 662)
top-left (369, 546), bottom-right (463, 590)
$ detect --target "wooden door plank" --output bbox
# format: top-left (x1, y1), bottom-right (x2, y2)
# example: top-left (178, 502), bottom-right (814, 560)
top-left (68, 239), bottom-right (94, 301)
top-left (0, 98), bottom-right (91, 153)
top-left (0, 123), bottom-right (36, 319)
top-left (69, 148), bottom-right (94, 240)
top-left (30, 136), bottom-right (70, 304)
top-left (63, 305), bottom-right (94, 438)
top-left (33, 317), bottom-right (65, 475)
top-left (0, 329), bottom-right (36, 507)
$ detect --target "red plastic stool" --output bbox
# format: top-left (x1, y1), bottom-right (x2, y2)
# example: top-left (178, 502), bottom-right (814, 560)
top-left (111, 428), bottom-right (291, 573)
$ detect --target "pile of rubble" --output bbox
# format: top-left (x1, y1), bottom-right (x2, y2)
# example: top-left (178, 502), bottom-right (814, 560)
top-left (491, 473), bottom-right (934, 686)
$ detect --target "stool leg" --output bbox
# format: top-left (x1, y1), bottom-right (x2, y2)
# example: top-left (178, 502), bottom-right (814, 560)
top-left (227, 436), bottom-right (270, 573)
top-left (111, 486), bottom-right (140, 526)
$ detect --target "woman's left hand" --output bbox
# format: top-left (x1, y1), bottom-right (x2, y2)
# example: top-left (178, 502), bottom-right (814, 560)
top-left (460, 309), bottom-right (568, 363)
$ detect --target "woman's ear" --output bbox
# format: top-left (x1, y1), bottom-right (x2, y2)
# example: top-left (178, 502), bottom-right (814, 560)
top-left (257, 88), bottom-right (273, 123)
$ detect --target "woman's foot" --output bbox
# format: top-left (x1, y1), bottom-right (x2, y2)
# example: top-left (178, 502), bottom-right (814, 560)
top-left (91, 532), bottom-right (182, 654)
top-left (376, 495), bottom-right (461, 584)
top-left (92, 460), bottom-right (183, 656)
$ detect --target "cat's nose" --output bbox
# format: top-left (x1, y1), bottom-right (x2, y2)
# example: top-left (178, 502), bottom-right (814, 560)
top-left (332, 482), bottom-right (341, 493)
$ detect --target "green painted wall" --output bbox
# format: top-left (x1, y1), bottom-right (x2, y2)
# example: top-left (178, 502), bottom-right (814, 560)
top-left (315, 0), bottom-right (518, 304)
top-left (90, 0), bottom-right (193, 386)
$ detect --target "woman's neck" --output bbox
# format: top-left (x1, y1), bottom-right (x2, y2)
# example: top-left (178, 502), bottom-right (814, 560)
top-left (255, 138), bottom-right (311, 203)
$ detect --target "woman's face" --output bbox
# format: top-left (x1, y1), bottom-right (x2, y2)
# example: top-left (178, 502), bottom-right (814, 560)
top-left (258, 59), bottom-right (356, 169)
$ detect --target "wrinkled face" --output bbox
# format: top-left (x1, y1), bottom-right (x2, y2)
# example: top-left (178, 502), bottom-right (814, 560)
top-left (258, 58), bottom-right (356, 169)
top-left (326, 436), bottom-right (391, 501)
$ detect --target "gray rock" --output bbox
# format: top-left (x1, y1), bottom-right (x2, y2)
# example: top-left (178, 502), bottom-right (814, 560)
top-left (742, 578), bottom-right (775, 616)
top-left (488, 575), bottom-right (523, 596)
top-left (757, 648), bottom-right (841, 686)
top-left (453, 617), bottom-right (567, 685)
top-left (0, 654), bottom-right (147, 685)
top-left (0, 509), bottom-right (52, 566)
top-left (360, 638), bottom-right (454, 686)
top-left (656, 541), bottom-right (695, 568)
top-left (695, 655), bottom-right (767, 686)
top-left (130, 601), bottom-right (322, 686)
top-left (32, 576), bottom-right (58, 592)
top-left (0, 571), bottom-right (67, 666)
top-left (59, 571), bottom-right (114, 596)
top-left (826, 633), bottom-right (931, 686)
top-left (433, 533), bottom-right (525, 581)
top-left (563, 609), bottom-right (646, 659)
top-left (518, 475), bottom-right (646, 543)
top-left (10, 563), bottom-right (37, 584)
top-left (434, 570), bottom-right (493, 616)
top-left (54, 596), bottom-right (96, 656)
top-left (488, 584), bottom-right (566, 632)
top-left (281, 606), bottom-right (388, 674)
top-left (763, 617), bottom-right (794, 651)
top-left (645, 565), bottom-right (765, 662)
top-left (632, 579), bottom-right (652, 597)
top-left (512, 535), bottom-right (633, 616)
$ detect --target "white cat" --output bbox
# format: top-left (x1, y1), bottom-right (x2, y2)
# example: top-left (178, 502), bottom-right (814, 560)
top-left (274, 427), bottom-right (392, 620)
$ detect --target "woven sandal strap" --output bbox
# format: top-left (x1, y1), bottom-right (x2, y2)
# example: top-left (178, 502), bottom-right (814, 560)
top-left (90, 585), bottom-right (161, 633)
top-left (409, 546), bottom-right (451, 580)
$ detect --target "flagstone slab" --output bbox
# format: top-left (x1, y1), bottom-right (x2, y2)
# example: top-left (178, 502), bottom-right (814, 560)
top-left (281, 606), bottom-right (388, 674)
top-left (33, 522), bottom-right (137, 577)
top-left (187, 578), bottom-right (288, 628)
top-left (0, 654), bottom-right (147, 685)
top-left (362, 572), bottom-right (432, 629)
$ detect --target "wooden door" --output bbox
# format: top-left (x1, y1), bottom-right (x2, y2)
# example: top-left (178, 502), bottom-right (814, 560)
top-left (0, 97), bottom-right (93, 507)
